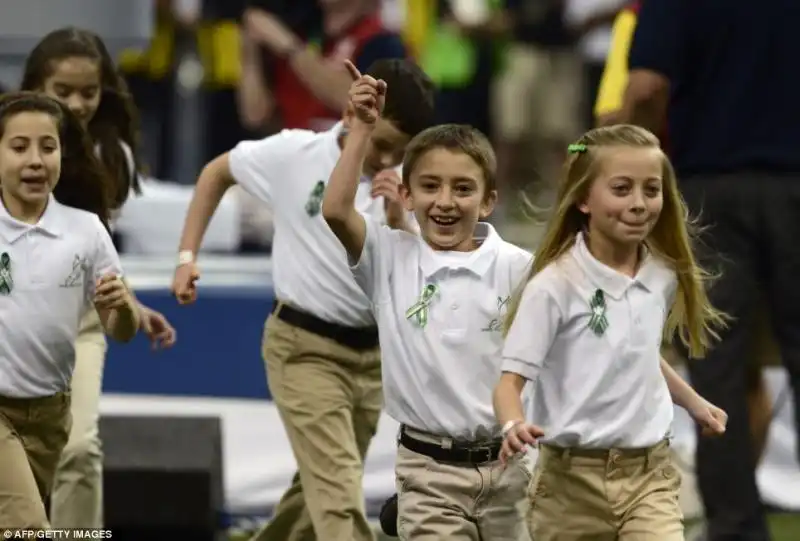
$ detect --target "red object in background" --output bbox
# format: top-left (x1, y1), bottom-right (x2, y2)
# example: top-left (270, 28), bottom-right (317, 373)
top-left (272, 14), bottom-right (385, 131)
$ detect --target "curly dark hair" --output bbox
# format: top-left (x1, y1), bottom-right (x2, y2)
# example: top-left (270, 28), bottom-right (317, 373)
top-left (366, 58), bottom-right (437, 139)
top-left (0, 91), bottom-right (113, 228)
top-left (21, 27), bottom-right (142, 209)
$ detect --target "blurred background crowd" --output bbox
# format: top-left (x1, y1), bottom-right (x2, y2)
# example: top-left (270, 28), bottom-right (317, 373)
top-left (2, 0), bottom-right (628, 253)
top-left (1, 0), bottom-right (798, 539)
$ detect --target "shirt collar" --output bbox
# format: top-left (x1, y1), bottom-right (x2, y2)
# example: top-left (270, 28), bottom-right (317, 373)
top-left (571, 232), bottom-right (670, 300)
top-left (420, 223), bottom-right (500, 279)
top-left (0, 195), bottom-right (64, 242)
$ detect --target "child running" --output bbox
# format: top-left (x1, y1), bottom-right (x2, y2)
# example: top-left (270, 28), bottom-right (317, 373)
top-left (0, 92), bottom-right (139, 529)
top-left (323, 61), bottom-right (533, 540)
top-left (494, 124), bottom-right (728, 541)
top-left (173, 59), bottom-right (435, 541)
top-left (20, 27), bottom-right (177, 528)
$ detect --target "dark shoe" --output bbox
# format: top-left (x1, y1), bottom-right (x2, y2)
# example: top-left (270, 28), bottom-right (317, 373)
top-left (379, 493), bottom-right (398, 537)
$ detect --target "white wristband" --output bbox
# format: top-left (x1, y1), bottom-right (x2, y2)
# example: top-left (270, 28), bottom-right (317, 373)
top-left (177, 250), bottom-right (195, 266)
top-left (501, 420), bottom-right (522, 438)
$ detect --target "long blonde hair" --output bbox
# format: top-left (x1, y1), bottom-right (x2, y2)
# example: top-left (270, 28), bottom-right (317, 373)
top-left (503, 125), bottom-right (728, 359)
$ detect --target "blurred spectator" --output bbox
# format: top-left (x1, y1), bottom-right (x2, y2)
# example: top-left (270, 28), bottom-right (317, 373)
top-left (196, 0), bottom-right (253, 161)
top-left (238, 0), bottom-right (407, 133)
top-left (415, 0), bottom-right (503, 139)
top-left (595, 0), bottom-right (780, 520)
top-left (565, 0), bottom-right (627, 128)
top-left (119, 0), bottom-right (196, 179)
top-left (492, 0), bottom-right (581, 218)
top-left (624, 1), bottom-right (800, 539)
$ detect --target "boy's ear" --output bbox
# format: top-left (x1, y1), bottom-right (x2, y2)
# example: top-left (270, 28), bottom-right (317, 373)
top-left (479, 189), bottom-right (498, 219)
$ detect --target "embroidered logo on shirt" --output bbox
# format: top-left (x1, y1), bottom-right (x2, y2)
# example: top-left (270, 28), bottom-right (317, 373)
top-left (305, 180), bottom-right (326, 217)
top-left (482, 295), bottom-right (510, 332)
top-left (0, 252), bottom-right (13, 295)
top-left (61, 254), bottom-right (89, 288)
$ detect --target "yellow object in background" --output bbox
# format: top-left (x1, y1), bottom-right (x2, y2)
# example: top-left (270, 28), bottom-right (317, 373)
top-left (594, 8), bottom-right (637, 117)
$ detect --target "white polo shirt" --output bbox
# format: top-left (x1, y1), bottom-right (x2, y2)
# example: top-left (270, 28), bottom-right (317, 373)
top-left (352, 219), bottom-right (533, 441)
top-left (229, 123), bottom-right (389, 327)
top-left (0, 196), bottom-right (122, 398)
top-left (502, 233), bottom-right (676, 448)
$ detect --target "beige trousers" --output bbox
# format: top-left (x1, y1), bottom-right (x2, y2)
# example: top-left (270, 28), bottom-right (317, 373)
top-left (50, 311), bottom-right (106, 528)
top-left (0, 392), bottom-right (71, 529)
top-left (395, 431), bottom-right (531, 541)
top-left (251, 314), bottom-right (383, 541)
top-left (529, 440), bottom-right (683, 540)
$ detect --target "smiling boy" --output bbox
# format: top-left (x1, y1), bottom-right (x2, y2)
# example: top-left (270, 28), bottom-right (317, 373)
top-left (323, 62), bottom-right (533, 540)
top-left (173, 59), bottom-right (435, 541)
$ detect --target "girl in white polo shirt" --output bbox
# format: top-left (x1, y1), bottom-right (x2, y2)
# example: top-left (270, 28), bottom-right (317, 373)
top-left (494, 124), bottom-right (729, 541)
top-left (21, 27), bottom-right (177, 528)
top-left (0, 91), bottom-right (139, 528)
top-left (324, 62), bottom-right (534, 540)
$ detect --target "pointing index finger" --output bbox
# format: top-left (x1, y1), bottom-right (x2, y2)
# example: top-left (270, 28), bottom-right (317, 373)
top-left (344, 59), bottom-right (362, 81)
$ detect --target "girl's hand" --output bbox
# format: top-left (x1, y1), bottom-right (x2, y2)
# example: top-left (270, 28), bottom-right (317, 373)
top-left (689, 397), bottom-right (728, 437)
top-left (94, 274), bottom-right (133, 310)
top-left (139, 305), bottom-right (177, 350)
top-left (500, 421), bottom-right (545, 464)
top-left (344, 60), bottom-right (386, 127)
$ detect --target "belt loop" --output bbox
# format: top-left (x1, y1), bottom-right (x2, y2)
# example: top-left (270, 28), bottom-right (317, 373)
top-left (562, 447), bottom-right (571, 468)
top-left (442, 436), bottom-right (453, 450)
top-left (274, 300), bottom-right (285, 316)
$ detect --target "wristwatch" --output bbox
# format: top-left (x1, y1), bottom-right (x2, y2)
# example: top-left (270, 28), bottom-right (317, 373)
top-left (502, 420), bottom-right (522, 438)
top-left (177, 250), bottom-right (194, 266)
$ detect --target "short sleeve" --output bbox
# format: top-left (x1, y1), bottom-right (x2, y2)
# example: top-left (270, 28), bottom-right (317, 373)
top-left (349, 215), bottom-right (395, 300)
top-left (228, 131), bottom-right (296, 207)
top-left (355, 33), bottom-right (407, 73)
top-left (87, 217), bottom-right (124, 301)
top-left (501, 280), bottom-right (561, 381)
top-left (628, 0), bottom-right (689, 81)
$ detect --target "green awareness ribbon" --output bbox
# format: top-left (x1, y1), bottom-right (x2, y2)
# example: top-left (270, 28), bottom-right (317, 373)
top-left (587, 289), bottom-right (608, 336)
top-left (405, 284), bottom-right (438, 328)
top-left (0, 252), bottom-right (13, 295)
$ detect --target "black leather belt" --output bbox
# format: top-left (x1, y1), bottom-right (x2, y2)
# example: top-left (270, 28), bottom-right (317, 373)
top-left (399, 426), bottom-right (502, 466)
top-left (271, 301), bottom-right (379, 351)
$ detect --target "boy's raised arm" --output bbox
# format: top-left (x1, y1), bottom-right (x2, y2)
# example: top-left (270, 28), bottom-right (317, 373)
top-left (322, 60), bottom-right (386, 261)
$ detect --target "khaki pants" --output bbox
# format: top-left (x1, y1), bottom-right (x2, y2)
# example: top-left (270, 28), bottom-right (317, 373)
top-left (251, 314), bottom-right (383, 541)
top-left (395, 433), bottom-right (531, 541)
top-left (0, 392), bottom-right (71, 529)
top-left (529, 440), bottom-right (683, 540)
top-left (51, 314), bottom-right (106, 528)
top-left (493, 43), bottom-right (583, 143)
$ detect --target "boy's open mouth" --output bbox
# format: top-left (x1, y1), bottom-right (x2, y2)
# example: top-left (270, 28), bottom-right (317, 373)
top-left (430, 216), bottom-right (459, 226)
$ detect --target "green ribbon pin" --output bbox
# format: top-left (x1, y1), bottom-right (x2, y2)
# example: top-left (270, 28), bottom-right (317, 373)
top-left (0, 252), bottom-right (13, 295)
top-left (587, 289), bottom-right (608, 336)
top-left (305, 180), bottom-right (326, 217)
top-left (405, 284), bottom-right (438, 328)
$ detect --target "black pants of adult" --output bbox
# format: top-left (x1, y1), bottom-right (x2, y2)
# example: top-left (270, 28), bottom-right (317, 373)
top-left (678, 171), bottom-right (800, 541)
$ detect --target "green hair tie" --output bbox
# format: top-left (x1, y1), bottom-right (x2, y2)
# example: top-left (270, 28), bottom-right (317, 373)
top-left (568, 143), bottom-right (587, 154)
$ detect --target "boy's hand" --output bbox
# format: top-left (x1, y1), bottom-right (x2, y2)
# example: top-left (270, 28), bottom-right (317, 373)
top-left (344, 60), bottom-right (386, 127)
top-left (173, 262), bottom-right (200, 305)
top-left (372, 169), bottom-right (406, 228)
